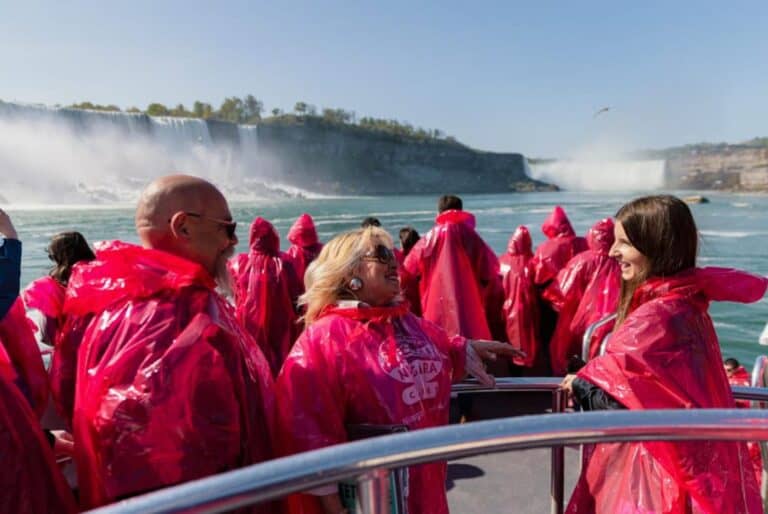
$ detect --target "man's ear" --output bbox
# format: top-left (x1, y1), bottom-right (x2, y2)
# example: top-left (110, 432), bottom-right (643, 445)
top-left (169, 212), bottom-right (192, 240)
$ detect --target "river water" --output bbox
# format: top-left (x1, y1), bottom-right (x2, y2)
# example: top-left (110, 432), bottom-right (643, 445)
top-left (7, 190), bottom-right (768, 365)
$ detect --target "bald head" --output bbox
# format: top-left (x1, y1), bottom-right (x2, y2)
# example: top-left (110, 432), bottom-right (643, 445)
top-left (136, 175), bottom-right (225, 247)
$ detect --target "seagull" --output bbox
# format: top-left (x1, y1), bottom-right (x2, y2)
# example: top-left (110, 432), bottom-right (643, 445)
top-left (593, 106), bottom-right (611, 118)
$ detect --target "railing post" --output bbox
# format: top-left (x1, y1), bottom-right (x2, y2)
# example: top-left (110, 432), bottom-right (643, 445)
top-left (551, 388), bottom-right (566, 514)
top-left (357, 468), bottom-right (390, 514)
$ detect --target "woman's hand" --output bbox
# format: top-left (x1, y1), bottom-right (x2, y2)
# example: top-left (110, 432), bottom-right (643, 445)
top-left (50, 430), bottom-right (75, 458)
top-left (466, 340), bottom-right (527, 387)
top-left (560, 374), bottom-right (578, 395)
top-left (469, 339), bottom-right (526, 361)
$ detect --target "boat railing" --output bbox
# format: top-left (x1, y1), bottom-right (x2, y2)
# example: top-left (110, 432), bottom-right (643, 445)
top-left (753, 355), bottom-right (768, 388)
top-left (85, 380), bottom-right (768, 514)
top-left (750, 355), bottom-right (768, 503)
top-left (580, 314), bottom-right (616, 362)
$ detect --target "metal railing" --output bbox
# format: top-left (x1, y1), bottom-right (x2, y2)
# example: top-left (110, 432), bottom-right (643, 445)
top-left (85, 381), bottom-right (768, 514)
top-left (580, 314), bottom-right (616, 362)
top-left (753, 355), bottom-right (768, 388)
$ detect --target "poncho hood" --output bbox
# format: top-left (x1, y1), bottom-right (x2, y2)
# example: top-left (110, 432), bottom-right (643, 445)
top-left (64, 241), bottom-right (215, 316)
top-left (586, 217), bottom-right (614, 253)
top-left (249, 217), bottom-right (280, 254)
top-left (542, 205), bottom-right (576, 239)
top-left (287, 213), bottom-right (319, 247)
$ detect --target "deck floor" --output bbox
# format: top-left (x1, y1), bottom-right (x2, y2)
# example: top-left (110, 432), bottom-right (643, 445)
top-left (446, 447), bottom-right (582, 513)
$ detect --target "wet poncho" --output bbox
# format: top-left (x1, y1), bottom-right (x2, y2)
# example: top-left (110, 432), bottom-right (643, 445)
top-left (229, 217), bottom-right (303, 377)
top-left (568, 267), bottom-right (767, 514)
top-left (23, 275), bottom-right (79, 425)
top-left (403, 210), bottom-right (498, 339)
top-left (0, 298), bottom-right (48, 416)
top-left (500, 226), bottom-right (539, 367)
top-left (65, 241), bottom-right (277, 509)
top-left (0, 341), bottom-right (76, 513)
top-left (727, 365), bottom-right (763, 487)
top-left (286, 213), bottom-right (323, 287)
top-left (277, 302), bottom-right (466, 514)
top-left (543, 218), bottom-right (620, 374)
top-left (23, 275), bottom-right (65, 345)
top-left (531, 206), bottom-right (588, 286)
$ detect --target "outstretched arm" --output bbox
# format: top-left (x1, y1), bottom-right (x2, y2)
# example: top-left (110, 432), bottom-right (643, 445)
top-left (0, 209), bottom-right (21, 320)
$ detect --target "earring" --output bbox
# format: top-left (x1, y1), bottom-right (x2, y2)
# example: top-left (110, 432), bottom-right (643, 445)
top-left (349, 277), bottom-right (363, 291)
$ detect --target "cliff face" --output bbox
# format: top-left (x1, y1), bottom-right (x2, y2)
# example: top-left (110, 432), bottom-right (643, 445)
top-left (256, 119), bottom-right (555, 194)
top-left (664, 145), bottom-right (768, 191)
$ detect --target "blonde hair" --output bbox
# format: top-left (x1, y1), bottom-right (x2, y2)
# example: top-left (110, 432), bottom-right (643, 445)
top-left (300, 226), bottom-right (394, 325)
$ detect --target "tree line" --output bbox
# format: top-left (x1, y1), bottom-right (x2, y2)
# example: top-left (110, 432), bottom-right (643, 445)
top-left (66, 96), bottom-right (461, 145)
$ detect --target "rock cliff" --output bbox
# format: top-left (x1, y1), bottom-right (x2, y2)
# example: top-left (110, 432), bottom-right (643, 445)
top-left (655, 144), bottom-right (768, 191)
top-left (256, 119), bottom-right (555, 194)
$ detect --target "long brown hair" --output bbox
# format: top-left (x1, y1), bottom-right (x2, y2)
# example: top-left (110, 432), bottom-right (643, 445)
top-left (48, 232), bottom-right (95, 286)
top-left (614, 195), bottom-right (698, 326)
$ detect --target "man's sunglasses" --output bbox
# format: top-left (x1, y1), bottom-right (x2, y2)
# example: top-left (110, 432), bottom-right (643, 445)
top-left (185, 212), bottom-right (237, 239)
top-left (362, 244), bottom-right (396, 265)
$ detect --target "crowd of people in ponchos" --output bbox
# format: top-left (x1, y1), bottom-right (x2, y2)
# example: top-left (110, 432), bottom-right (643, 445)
top-left (0, 175), bottom-right (766, 514)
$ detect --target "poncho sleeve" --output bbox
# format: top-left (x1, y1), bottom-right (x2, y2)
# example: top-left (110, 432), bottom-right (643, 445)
top-left (276, 322), bottom-right (348, 455)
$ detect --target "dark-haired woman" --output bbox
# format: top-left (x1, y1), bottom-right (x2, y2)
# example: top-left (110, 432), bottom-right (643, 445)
top-left (23, 231), bottom-right (94, 426)
top-left (24, 232), bottom-right (95, 347)
top-left (562, 195), bottom-right (765, 513)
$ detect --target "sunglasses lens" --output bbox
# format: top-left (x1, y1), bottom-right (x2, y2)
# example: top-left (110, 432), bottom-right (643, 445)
top-left (377, 245), bottom-right (394, 263)
top-left (227, 223), bottom-right (237, 239)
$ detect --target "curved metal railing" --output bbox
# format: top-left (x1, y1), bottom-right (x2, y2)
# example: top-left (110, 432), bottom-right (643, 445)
top-left (85, 382), bottom-right (768, 514)
top-left (580, 314), bottom-right (616, 362)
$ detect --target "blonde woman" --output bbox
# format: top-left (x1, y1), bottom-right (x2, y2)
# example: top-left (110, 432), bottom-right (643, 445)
top-left (277, 226), bottom-right (521, 514)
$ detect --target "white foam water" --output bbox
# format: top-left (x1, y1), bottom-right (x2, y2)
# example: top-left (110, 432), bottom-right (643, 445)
top-left (529, 159), bottom-right (666, 191)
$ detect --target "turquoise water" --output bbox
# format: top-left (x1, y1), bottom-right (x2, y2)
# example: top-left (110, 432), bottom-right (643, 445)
top-left (7, 191), bottom-right (768, 365)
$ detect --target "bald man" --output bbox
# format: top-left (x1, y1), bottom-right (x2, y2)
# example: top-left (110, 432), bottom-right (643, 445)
top-left (62, 175), bottom-right (277, 510)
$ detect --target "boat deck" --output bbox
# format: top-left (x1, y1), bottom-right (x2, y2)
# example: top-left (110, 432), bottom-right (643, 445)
top-left (447, 448), bottom-right (580, 513)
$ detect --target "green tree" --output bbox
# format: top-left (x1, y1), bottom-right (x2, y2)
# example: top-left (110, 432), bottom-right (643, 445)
top-left (147, 103), bottom-right (170, 116)
top-left (170, 103), bottom-right (193, 117)
top-left (193, 101), bottom-right (213, 119)
top-left (126, 106), bottom-right (141, 113)
top-left (243, 95), bottom-right (263, 123)
top-left (294, 101), bottom-right (307, 115)
top-left (271, 108), bottom-right (282, 117)
top-left (69, 102), bottom-right (121, 112)
top-left (216, 96), bottom-right (245, 123)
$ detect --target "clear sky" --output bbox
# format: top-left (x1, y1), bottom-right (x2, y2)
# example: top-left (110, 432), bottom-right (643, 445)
top-left (1, 0), bottom-right (767, 157)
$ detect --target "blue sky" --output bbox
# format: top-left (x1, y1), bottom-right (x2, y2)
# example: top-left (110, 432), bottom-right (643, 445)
top-left (1, 0), bottom-right (767, 157)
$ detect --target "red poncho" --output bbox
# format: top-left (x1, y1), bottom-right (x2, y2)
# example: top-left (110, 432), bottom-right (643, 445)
top-left (286, 213), bottom-right (323, 287)
top-left (500, 226), bottom-right (539, 367)
top-left (0, 297), bottom-right (48, 417)
top-left (403, 210), bottom-right (498, 339)
top-left (0, 341), bottom-right (76, 513)
top-left (569, 267), bottom-right (767, 514)
top-left (65, 242), bottom-right (277, 509)
top-left (543, 218), bottom-right (620, 374)
top-left (23, 275), bottom-right (65, 339)
top-left (531, 206), bottom-right (588, 285)
top-left (23, 275), bottom-right (76, 422)
top-left (277, 303), bottom-right (466, 514)
top-left (727, 365), bottom-right (763, 487)
top-left (229, 217), bottom-right (303, 377)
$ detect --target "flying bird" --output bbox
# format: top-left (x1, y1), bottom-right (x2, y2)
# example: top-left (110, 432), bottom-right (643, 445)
top-left (593, 106), bottom-right (611, 118)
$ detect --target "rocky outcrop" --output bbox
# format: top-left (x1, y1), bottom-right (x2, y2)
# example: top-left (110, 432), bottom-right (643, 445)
top-left (255, 119), bottom-right (555, 194)
top-left (663, 145), bottom-right (768, 191)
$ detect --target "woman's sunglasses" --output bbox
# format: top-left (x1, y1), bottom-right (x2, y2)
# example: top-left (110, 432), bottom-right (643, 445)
top-left (362, 244), bottom-right (396, 265)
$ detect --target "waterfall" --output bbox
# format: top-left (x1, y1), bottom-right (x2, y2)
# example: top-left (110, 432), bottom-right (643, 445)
top-left (150, 116), bottom-right (212, 149)
top-left (0, 100), bottom-right (295, 205)
top-left (528, 159), bottom-right (666, 191)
